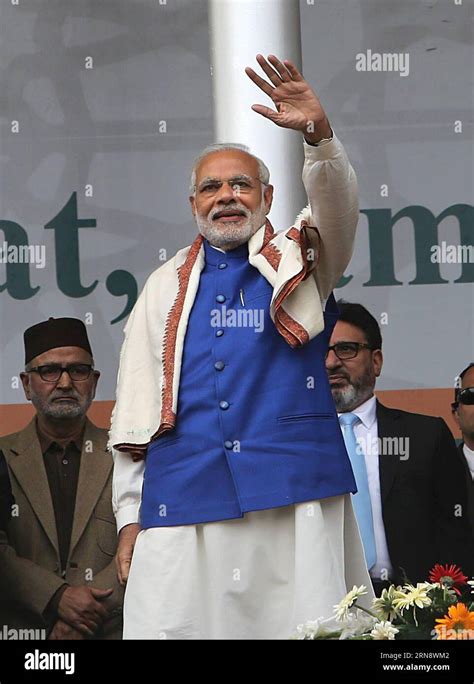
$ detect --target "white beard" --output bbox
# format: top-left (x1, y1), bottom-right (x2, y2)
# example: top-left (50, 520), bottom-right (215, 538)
top-left (196, 196), bottom-right (268, 250)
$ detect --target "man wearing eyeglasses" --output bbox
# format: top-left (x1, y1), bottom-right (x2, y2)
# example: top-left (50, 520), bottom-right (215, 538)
top-left (110, 54), bottom-right (373, 639)
top-left (326, 302), bottom-right (474, 593)
top-left (452, 363), bottom-right (474, 544)
top-left (0, 317), bottom-right (123, 639)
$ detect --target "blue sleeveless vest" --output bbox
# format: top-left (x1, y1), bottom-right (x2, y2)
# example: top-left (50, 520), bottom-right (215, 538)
top-left (140, 239), bottom-right (356, 527)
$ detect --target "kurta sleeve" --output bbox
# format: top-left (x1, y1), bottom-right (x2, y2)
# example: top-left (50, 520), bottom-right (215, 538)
top-left (112, 448), bottom-right (145, 532)
top-left (301, 133), bottom-right (359, 301)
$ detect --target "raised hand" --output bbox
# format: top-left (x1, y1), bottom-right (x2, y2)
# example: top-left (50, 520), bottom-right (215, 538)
top-left (245, 54), bottom-right (332, 144)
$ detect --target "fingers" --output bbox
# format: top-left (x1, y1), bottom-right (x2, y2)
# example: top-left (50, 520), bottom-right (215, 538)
top-left (251, 104), bottom-right (280, 123)
top-left (88, 601), bottom-right (108, 622)
top-left (115, 551), bottom-right (123, 584)
top-left (255, 53), bottom-right (284, 86)
top-left (118, 557), bottom-right (131, 586)
top-left (245, 67), bottom-right (274, 98)
top-left (267, 54), bottom-right (292, 82)
top-left (282, 59), bottom-right (304, 81)
top-left (245, 54), bottom-right (302, 93)
top-left (90, 587), bottom-right (114, 598)
top-left (76, 622), bottom-right (96, 638)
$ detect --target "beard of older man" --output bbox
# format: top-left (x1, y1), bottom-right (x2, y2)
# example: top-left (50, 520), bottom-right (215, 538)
top-left (195, 193), bottom-right (268, 250)
top-left (30, 387), bottom-right (91, 420)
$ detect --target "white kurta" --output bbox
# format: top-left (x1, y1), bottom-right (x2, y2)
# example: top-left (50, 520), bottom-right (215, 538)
top-left (123, 495), bottom-right (373, 639)
top-left (114, 132), bottom-right (368, 639)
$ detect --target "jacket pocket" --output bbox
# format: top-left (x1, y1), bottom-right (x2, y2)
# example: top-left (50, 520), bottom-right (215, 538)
top-left (94, 516), bottom-right (118, 557)
top-left (244, 288), bottom-right (272, 304)
top-left (93, 497), bottom-right (115, 524)
top-left (277, 412), bottom-right (333, 424)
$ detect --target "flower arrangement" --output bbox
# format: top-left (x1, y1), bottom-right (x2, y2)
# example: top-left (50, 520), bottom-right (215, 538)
top-left (292, 564), bottom-right (474, 640)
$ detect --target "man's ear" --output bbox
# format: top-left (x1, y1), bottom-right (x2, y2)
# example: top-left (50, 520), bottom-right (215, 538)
top-left (189, 195), bottom-right (196, 217)
top-left (20, 372), bottom-right (32, 401)
top-left (373, 349), bottom-right (383, 378)
top-left (264, 185), bottom-right (274, 214)
top-left (91, 371), bottom-right (100, 400)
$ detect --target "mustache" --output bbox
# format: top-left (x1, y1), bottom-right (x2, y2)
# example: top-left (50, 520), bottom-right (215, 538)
top-left (49, 390), bottom-right (81, 401)
top-left (209, 203), bottom-right (250, 221)
top-left (327, 369), bottom-right (351, 380)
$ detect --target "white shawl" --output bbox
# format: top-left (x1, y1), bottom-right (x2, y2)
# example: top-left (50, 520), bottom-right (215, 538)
top-left (109, 213), bottom-right (322, 454)
top-left (109, 135), bottom-right (359, 457)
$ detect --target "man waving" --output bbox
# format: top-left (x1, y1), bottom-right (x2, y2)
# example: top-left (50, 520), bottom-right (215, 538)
top-left (110, 55), bottom-right (370, 639)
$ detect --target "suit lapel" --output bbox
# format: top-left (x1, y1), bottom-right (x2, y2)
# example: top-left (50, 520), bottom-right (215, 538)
top-left (8, 419), bottom-right (59, 554)
top-left (69, 419), bottom-right (111, 554)
top-left (376, 400), bottom-right (402, 504)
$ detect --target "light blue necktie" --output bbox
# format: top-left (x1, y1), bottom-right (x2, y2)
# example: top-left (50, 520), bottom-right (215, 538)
top-left (339, 412), bottom-right (376, 570)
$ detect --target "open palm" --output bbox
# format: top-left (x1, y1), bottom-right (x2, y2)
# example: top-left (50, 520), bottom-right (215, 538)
top-left (245, 54), bottom-right (328, 135)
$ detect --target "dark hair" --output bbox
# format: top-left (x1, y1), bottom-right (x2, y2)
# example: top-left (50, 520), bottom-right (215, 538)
top-left (336, 300), bottom-right (382, 350)
top-left (453, 362), bottom-right (474, 406)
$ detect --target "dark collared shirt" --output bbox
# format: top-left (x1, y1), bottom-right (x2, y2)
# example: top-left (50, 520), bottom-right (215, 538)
top-left (39, 427), bottom-right (83, 573)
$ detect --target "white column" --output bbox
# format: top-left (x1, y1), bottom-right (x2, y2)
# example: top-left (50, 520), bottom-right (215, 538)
top-left (208, 0), bottom-right (305, 231)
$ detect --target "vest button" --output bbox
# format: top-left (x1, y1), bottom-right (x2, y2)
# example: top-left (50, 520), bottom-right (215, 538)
top-left (218, 263), bottom-right (228, 270)
top-left (219, 400), bottom-right (230, 410)
top-left (214, 361), bottom-right (225, 371)
top-left (224, 440), bottom-right (233, 449)
top-left (216, 294), bottom-right (226, 303)
top-left (216, 329), bottom-right (224, 337)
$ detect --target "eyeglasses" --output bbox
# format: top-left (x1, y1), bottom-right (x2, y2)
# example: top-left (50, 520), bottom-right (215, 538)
top-left (26, 364), bottom-right (95, 383)
top-left (453, 387), bottom-right (474, 409)
top-left (197, 175), bottom-right (264, 196)
top-left (326, 342), bottom-right (373, 360)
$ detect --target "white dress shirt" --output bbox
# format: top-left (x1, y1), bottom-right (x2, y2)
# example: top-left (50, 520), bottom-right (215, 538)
top-left (463, 443), bottom-right (474, 480)
top-left (338, 395), bottom-right (394, 580)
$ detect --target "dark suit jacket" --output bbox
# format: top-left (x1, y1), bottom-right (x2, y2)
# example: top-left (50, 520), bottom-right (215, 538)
top-left (376, 401), bottom-right (474, 584)
top-left (457, 442), bottom-right (474, 540)
top-left (0, 418), bottom-right (123, 639)
top-left (0, 450), bottom-right (14, 531)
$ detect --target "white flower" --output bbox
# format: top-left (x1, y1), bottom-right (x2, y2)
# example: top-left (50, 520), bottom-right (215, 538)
top-left (339, 610), bottom-right (377, 640)
top-left (334, 585), bottom-right (368, 621)
top-left (468, 580), bottom-right (474, 594)
top-left (370, 621), bottom-right (399, 640)
top-left (291, 617), bottom-right (340, 640)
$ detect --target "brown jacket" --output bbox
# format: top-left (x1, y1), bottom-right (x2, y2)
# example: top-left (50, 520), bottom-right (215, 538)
top-left (0, 418), bottom-right (123, 639)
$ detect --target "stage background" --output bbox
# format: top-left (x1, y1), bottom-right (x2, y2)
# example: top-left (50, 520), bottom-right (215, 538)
top-left (0, 0), bottom-right (472, 436)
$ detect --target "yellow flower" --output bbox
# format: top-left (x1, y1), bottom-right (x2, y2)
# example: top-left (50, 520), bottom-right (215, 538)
top-left (334, 585), bottom-right (368, 621)
top-left (372, 585), bottom-right (400, 621)
top-left (435, 603), bottom-right (474, 640)
top-left (392, 583), bottom-right (432, 612)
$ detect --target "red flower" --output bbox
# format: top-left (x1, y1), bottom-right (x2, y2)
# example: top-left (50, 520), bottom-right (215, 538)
top-left (429, 564), bottom-right (468, 595)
